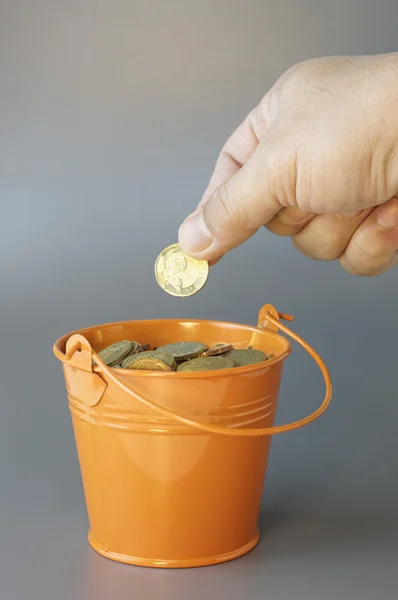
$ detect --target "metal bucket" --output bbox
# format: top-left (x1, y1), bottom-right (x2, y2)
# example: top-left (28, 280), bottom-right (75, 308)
top-left (53, 303), bottom-right (331, 568)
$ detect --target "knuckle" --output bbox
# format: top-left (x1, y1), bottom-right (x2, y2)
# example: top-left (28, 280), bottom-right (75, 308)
top-left (260, 138), bottom-right (299, 209)
top-left (278, 59), bottom-right (319, 95)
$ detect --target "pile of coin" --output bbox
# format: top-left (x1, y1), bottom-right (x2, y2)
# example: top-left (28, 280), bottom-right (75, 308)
top-left (94, 339), bottom-right (274, 372)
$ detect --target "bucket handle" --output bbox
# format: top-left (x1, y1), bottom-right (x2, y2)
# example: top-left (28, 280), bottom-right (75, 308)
top-left (65, 309), bottom-right (332, 436)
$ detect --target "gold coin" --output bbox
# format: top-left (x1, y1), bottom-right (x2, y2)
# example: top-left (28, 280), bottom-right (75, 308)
top-left (154, 243), bottom-right (209, 297)
top-left (121, 350), bottom-right (176, 370)
top-left (126, 357), bottom-right (172, 371)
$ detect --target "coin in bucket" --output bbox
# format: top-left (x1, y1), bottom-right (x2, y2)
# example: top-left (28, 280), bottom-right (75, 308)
top-left (52, 244), bottom-right (332, 568)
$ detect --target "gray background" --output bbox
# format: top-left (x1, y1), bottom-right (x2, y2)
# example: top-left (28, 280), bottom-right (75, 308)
top-left (1, 1), bottom-right (397, 598)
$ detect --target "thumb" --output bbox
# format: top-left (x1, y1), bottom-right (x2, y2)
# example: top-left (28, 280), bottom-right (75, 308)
top-left (178, 146), bottom-right (283, 261)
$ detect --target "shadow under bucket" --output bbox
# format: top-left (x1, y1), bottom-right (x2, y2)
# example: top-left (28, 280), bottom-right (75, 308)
top-left (53, 304), bottom-right (332, 568)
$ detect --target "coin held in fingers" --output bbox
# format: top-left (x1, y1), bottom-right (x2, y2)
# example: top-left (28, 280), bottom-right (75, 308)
top-left (155, 243), bottom-right (209, 297)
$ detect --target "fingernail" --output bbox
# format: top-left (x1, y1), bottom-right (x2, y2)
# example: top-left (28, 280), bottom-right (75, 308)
top-left (178, 210), bottom-right (213, 253)
top-left (376, 201), bottom-right (398, 229)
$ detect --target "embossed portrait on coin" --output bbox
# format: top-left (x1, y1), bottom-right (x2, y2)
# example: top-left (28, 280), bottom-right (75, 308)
top-left (161, 251), bottom-right (189, 291)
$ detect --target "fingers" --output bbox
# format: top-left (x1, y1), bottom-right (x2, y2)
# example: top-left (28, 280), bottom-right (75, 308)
top-left (178, 96), bottom-right (286, 261)
top-left (267, 202), bottom-right (398, 274)
top-left (179, 110), bottom-right (301, 261)
top-left (266, 206), bottom-right (315, 236)
top-left (266, 208), bottom-right (371, 264)
top-left (178, 149), bottom-right (283, 261)
top-left (292, 210), bottom-right (370, 260)
top-left (197, 100), bottom-right (272, 210)
top-left (339, 197), bottom-right (398, 275)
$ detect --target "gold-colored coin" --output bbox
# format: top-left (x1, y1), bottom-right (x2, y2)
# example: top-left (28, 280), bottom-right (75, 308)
top-left (125, 357), bottom-right (172, 371)
top-left (154, 243), bottom-right (209, 297)
top-left (121, 350), bottom-right (176, 370)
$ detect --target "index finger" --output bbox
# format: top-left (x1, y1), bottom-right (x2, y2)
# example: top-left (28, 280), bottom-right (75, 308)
top-left (197, 98), bottom-right (273, 210)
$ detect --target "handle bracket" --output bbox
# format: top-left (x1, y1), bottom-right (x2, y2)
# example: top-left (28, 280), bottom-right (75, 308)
top-left (64, 334), bottom-right (107, 407)
top-left (257, 304), bottom-right (294, 332)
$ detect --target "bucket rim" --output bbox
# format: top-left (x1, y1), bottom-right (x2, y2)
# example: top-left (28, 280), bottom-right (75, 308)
top-left (53, 317), bottom-right (292, 379)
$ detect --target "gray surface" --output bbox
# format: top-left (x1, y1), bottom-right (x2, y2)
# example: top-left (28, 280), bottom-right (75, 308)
top-left (1, 1), bottom-right (397, 599)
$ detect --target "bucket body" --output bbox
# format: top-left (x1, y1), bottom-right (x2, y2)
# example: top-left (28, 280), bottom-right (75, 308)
top-left (53, 310), bottom-right (331, 568)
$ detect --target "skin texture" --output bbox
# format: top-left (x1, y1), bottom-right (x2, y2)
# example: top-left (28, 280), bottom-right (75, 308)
top-left (178, 53), bottom-right (398, 275)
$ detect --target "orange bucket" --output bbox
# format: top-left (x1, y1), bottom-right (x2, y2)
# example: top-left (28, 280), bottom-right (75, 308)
top-left (53, 303), bottom-right (331, 568)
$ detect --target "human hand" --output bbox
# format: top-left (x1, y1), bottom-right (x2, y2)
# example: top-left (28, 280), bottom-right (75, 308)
top-left (178, 54), bottom-right (398, 275)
